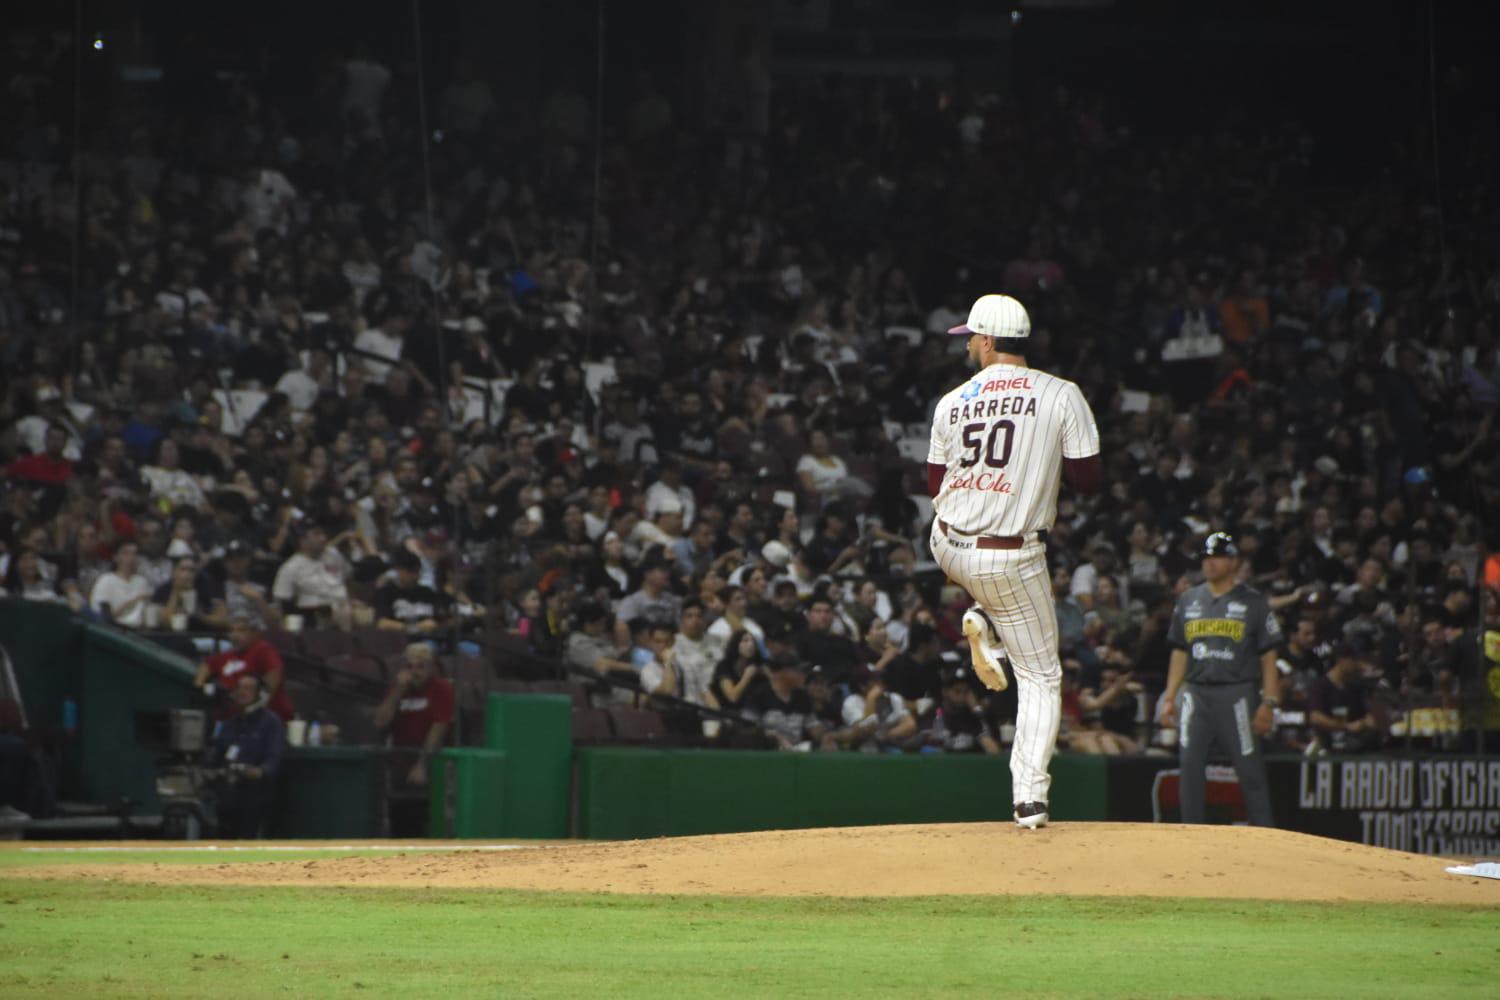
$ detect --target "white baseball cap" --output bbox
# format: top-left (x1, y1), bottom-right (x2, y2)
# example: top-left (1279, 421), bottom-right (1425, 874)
top-left (761, 540), bottom-right (792, 569)
top-left (948, 294), bottom-right (1031, 338)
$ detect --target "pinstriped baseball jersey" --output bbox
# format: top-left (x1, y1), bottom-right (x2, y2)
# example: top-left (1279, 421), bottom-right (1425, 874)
top-left (927, 363), bottom-right (1100, 536)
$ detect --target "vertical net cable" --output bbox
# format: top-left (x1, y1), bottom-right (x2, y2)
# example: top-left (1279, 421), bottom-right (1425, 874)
top-left (70, 0), bottom-right (84, 383)
top-left (583, 0), bottom-right (607, 425)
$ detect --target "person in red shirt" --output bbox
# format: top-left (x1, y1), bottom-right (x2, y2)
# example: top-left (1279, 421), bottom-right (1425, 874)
top-left (5, 425), bottom-right (74, 486)
top-left (375, 643), bottom-right (453, 776)
top-left (374, 643), bottom-right (453, 837)
top-left (194, 615), bottom-right (295, 722)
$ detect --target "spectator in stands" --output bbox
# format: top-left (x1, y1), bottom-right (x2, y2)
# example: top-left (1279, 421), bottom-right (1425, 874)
top-left (1278, 616), bottom-right (1327, 686)
top-left (3, 549), bottom-right (62, 604)
top-left (272, 522), bottom-right (352, 627)
top-left (921, 669), bottom-right (1001, 754)
top-left (795, 593), bottom-right (862, 686)
top-left (142, 438), bottom-right (207, 513)
top-left (89, 541), bottom-right (153, 628)
top-left (5, 423), bottom-right (73, 486)
top-left (133, 518), bottom-right (173, 591)
top-left (630, 619), bottom-right (678, 702)
top-left (797, 429), bottom-right (864, 500)
top-left (672, 599), bottom-right (716, 708)
top-left (755, 577), bottom-right (804, 649)
top-left (194, 615), bottom-right (295, 722)
top-left (1074, 658), bottom-right (1144, 755)
top-left (672, 518), bottom-right (723, 582)
top-left (749, 656), bottom-right (821, 750)
top-left (844, 578), bottom-right (890, 638)
top-left (1308, 643), bottom-right (1381, 753)
top-left (374, 548), bottom-right (449, 638)
top-left (613, 555), bottom-right (682, 649)
top-left (712, 629), bottom-right (767, 713)
top-left (704, 585), bottom-right (763, 662)
top-left (1071, 541), bottom-right (1126, 612)
top-left (198, 540), bottom-right (279, 631)
top-left (880, 622), bottom-right (944, 705)
top-left (565, 602), bottom-right (636, 683)
top-left (374, 644), bottom-right (453, 836)
top-left (208, 672), bottom-right (285, 840)
top-left (152, 556), bottom-right (205, 631)
top-left (644, 460), bottom-right (695, 528)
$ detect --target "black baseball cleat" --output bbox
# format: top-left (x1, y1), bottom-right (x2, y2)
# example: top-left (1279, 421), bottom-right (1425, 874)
top-left (1014, 801), bottom-right (1049, 829)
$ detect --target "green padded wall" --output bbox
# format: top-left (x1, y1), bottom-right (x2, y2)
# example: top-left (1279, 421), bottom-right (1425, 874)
top-left (575, 747), bottom-right (671, 840)
top-left (74, 624), bottom-right (197, 808)
top-left (667, 750), bottom-right (801, 835)
top-left (484, 693), bottom-right (571, 838)
top-left (428, 748), bottom-right (508, 838)
top-left (575, 749), bottom-right (1109, 840)
top-left (269, 747), bottom-right (384, 838)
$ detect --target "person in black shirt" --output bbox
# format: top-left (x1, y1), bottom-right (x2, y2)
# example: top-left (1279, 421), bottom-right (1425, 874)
top-left (756, 578), bottom-right (805, 648)
top-left (747, 656), bottom-right (820, 750)
top-left (880, 622), bottom-right (943, 705)
top-left (801, 506), bottom-right (860, 578)
top-left (1278, 616), bottom-right (1326, 683)
top-left (795, 594), bottom-right (861, 686)
top-left (210, 673), bottom-right (285, 839)
top-left (1308, 643), bottom-right (1379, 753)
top-left (920, 668), bottom-right (1001, 754)
top-left (713, 629), bottom-right (769, 713)
top-left (374, 549), bottom-right (450, 637)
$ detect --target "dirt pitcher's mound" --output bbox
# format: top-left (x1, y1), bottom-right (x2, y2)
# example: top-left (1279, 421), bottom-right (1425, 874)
top-left (23, 823), bottom-right (1500, 904)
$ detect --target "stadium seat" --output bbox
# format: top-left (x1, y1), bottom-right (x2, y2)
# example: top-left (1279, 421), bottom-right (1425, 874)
top-left (299, 628), bottom-right (354, 663)
top-left (440, 653), bottom-right (486, 679)
top-left (263, 628), bottom-right (301, 658)
top-left (572, 707), bottom-right (614, 745)
top-left (528, 680), bottom-right (590, 709)
top-left (354, 626), bottom-right (409, 662)
top-left (325, 653), bottom-right (387, 690)
top-left (606, 706), bottom-right (665, 745)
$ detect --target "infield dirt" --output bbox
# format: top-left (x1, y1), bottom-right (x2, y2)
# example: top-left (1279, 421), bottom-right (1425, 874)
top-left (11, 823), bottom-right (1498, 904)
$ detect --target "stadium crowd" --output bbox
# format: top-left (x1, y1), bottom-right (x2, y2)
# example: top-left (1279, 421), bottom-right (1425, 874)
top-left (2, 28), bottom-right (1498, 763)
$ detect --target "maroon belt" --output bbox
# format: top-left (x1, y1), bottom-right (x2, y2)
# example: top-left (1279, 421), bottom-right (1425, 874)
top-left (939, 519), bottom-right (1024, 550)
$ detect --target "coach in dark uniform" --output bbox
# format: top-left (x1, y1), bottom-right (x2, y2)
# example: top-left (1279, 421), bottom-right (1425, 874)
top-left (1159, 532), bottom-right (1281, 827)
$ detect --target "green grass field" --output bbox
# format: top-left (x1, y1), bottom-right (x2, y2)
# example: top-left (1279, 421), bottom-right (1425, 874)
top-left (3, 849), bottom-right (1497, 999)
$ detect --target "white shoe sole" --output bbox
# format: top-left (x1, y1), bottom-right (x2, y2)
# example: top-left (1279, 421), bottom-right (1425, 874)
top-left (962, 611), bottom-right (1008, 692)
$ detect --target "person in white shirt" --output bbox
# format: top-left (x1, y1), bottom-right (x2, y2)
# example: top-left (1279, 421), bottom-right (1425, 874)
top-left (927, 293), bottom-right (1101, 830)
top-left (240, 166), bottom-right (297, 236)
top-left (629, 497), bottom-right (683, 553)
top-left (703, 585), bottom-right (765, 662)
top-left (643, 462), bottom-right (695, 528)
top-left (274, 350), bottom-right (333, 412)
top-left (272, 524), bottom-right (351, 618)
top-left (671, 600), bottom-right (716, 708)
top-left (15, 387), bottom-right (83, 460)
top-left (353, 313), bottom-right (408, 385)
top-left (142, 439), bottom-right (208, 511)
top-left (796, 429), bottom-right (869, 498)
top-left (90, 542), bottom-right (155, 628)
top-left (341, 237), bottom-right (382, 307)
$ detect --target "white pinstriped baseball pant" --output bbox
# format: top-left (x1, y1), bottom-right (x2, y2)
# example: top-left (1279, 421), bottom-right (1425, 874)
top-left (930, 524), bottom-right (1061, 805)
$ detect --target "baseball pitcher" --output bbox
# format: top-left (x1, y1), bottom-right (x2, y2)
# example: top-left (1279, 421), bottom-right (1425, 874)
top-left (927, 294), bottom-right (1101, 829)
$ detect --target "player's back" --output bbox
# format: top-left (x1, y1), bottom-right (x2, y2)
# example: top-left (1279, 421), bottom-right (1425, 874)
top-left (928, 363), bottom-right (1096, 537)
